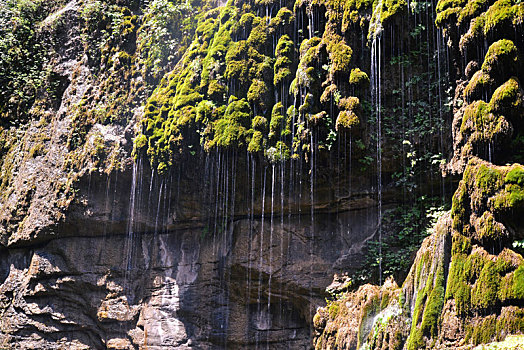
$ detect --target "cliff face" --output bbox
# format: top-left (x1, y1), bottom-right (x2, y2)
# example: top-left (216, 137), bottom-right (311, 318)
top-left (0, 0), bottom-right (522, 349)
top-left (313, 0), bottom-right (524, 347)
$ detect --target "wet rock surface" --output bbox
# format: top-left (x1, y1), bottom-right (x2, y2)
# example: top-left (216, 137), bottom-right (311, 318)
top-left (0, 176), bottom-right (382, 348)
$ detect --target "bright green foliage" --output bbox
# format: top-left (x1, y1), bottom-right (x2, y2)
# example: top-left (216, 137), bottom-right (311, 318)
top-left (247, 16), bottom-right (269, 51)
top-left (247, 79), bottom-right (271, 110)
top-left (477, 212), bottom-right (504, 241)
top-left (0, 0), bottom-right (64, 123)
top-left (269, 7), bottom-right (294, 28)
top-left (463, 40), bottom-right (520, 103)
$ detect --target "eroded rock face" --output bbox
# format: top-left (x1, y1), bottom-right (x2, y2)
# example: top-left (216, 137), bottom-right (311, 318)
top-left (0, 170), bottom-right (383, 349)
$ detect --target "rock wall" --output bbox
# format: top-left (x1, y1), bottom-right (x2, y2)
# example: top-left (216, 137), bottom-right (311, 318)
top-left (0, 0), bottom-right (521, 349)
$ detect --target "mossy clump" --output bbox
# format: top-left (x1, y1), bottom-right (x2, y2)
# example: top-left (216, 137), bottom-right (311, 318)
top-left (274, 35), bottom-right (294, 86)
top-left (460, 0), bottom-right (524, 50)
top-left (251, 115), bottom-right (267, 131)
top-left (247, 79), bottom-right (271, 110)
top-left (248, 130), bottom-right (264, 153)
top-left (327, 39), bottom-right (353, 77)
top-left (481, 39), bottom-right (520, 77)
top-left (459, 100), bottom-right (512, 159)
top-left (451, 181), bottom-right (469, 232)
top-left (463, 71), bottom-right (494, 102)
top-left (471, 260), bottom-right (501, 309)
top-left (489, 78), bottom-right (523, 119)
top-left (336, 111), bottom-right (360, 131)
top-left (435, 0), bottom-right (468, 26)
top-left (349, 68), bottom-right (370, 87)
top-left (205, 97), bottom-right (252, 150)
top-left (372, 0), bottom-right (408, 24)
top-left (269, 7), bottom-right (295, 28)
top-left (247, 16), bottom-right (269, 51)
top-left (491, 164), bottom-right (524, 214)
top-left (463, 40), bottom-right (520, 103)
top-left (476, 211), bottom-right (506, 242)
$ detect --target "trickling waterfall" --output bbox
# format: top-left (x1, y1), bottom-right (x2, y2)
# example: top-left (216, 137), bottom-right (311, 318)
top-left (370, 3), bottom-right (384, 285)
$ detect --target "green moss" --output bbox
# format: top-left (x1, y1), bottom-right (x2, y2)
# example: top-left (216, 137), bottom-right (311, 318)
top-left (407, 261), bottom-right (446, 349)
top-left (477, 212), bottom-right (504, 241)
top-left (195, 100), bottom-right (216, 124)
top-left (298, 93), bottom-right (314, 115)
top-left (472, 260), bottom-right (501, 309)
top-left (342, 0), bottom-right (373, 29)
top-left (205, 98), bottom-right (252, 150)
top-left (349, 68), bottom-right (370, 87)
top-left (327, 40), bottom-right (353, 76)
top-left (274, 35), bottom-right (294, 86)
top-left (512, 264), bottom-right (524, 299)
top-left (269, 102), bottom-right (285, 140)
top-left (252, 116), bottom-right (267, 131)
top-left (446, 253), bottom-right (472, 315)
top-left (505, 166), bottom-right (524, 186)
top-left (435, 6), bottom-right (463, 27)
top-left (373, 0), bottom-right (408, 23)
top-left (491, 168), bottom-right (524, 212)
top-left (247, 79), bottom-right (270, 109)
top-left (458, 0), bottom-right (490, 25)
top-left (207, 80), bottom-right (227, 102)
top-left (420, 268), bottom-right (445, 337)
top-left (295, 37), bottom-right (322, 90)
top-left (225, 40), bottom-right (250, 83)
top-left (489, 78), bottom-right (523, 119)
top-left (336, 111), bottom-right (360, 131)
top-left (452, 182), bottom-right (469, 232)
top-left (475, 165), bottom-right (503, 197)
top-left (133, 134), bottom-right (148, 156)
top-left (463, 71), bottom-right (493, 102)
top-left (269, 7), bottom-right (294, 28)
top-left (247, 16), bottom-right (269, 50)
top-left (463, 0), bottom-right (523, 49)
top-left (482, 39), bottom-right (519, 76)
top-left (248, 130), bottom-right (264, 153)
top-left (466, 315), bottom-right (497, 345)
top-left (338, 97), bottom-right (359, 111)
